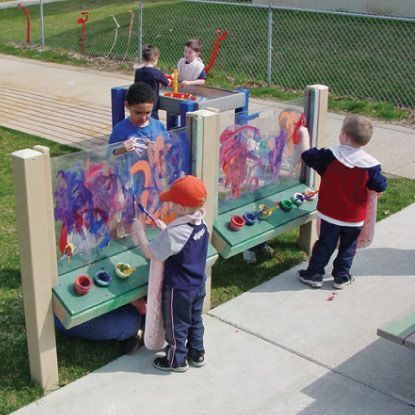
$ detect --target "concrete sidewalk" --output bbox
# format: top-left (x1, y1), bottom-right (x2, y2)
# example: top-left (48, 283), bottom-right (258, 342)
top-left (1, 54), bottom-right (414, 178)
top-left (11, 204), bottom-right (415, 415)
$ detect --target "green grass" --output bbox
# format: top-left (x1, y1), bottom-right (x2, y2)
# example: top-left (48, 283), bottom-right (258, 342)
top-left (0, 0), bottom-right (414, 109)
top-left (1, 126), bottom-right (415, 412)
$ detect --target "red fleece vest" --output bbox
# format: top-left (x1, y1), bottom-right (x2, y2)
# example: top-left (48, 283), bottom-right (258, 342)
top-left (317, 159), bottom-right (369, 222)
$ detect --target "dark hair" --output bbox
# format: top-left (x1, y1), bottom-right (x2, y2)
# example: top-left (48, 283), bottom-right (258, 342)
top-left (125, 82), bottom-right (154, 106)
top-left (142, 44), bottom-right (160, 63)
top-left (185, 38), bottom-right (202, 53)
top-left (342, 114), bottom-right (373, 146)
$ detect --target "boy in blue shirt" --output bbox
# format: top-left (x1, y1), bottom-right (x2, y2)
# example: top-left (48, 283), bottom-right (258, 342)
top-left (132, 175), bottom-right (209, 372)
top-left (109, 81), bottom-right (168, 155)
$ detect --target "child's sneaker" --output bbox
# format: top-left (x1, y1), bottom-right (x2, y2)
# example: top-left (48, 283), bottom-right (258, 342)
top-left (152, 356), bottom-right (189, 373)
top-left (333, 274), bottom-right (353, 290)
top-left (242, 249), bottom-right (257, 264)
top-left (298, 269), bottom-right (324, 288)
top-left (262, 243), bottom-right (274, 256)
top-left (119, 331), bottom-right (144, 355)
top-left (187, 353), bottom-right (205, 368)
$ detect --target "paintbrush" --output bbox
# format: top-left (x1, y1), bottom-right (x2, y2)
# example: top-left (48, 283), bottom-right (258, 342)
top-left (136, 202), bottom-right (157, 224)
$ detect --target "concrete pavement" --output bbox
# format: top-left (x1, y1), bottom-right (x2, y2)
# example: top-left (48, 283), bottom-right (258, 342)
top-left (11, 205), bottom-right (415, 415)
top-left (1, 54), bottom-right (415, 414)
top-left (1, 54), bottom-right (414, 177)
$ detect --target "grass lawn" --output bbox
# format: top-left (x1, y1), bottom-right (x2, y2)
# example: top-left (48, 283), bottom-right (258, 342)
top-left (1, 126), bottom-right (415, 413)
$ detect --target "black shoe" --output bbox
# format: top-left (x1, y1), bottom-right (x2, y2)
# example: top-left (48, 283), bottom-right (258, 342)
top-left (298, 269), bottom-right (324, 288)
top-left (333, 274), bottom-right (353, 290)
top-left (119, 332), bottom-right (144, 355)
top-left (188, 353), bottom-right (205, 368)
top-left (153, 356), bottom-right (189, 373)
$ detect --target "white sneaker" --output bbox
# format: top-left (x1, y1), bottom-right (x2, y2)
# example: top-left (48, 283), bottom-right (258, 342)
top-left (262, 243), bottom-right (274, 255)
top-left (242, 249), bottom-right (257, 264)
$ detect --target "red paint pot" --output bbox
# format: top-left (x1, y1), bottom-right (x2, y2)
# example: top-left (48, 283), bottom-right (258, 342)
top-left (229, 215), bottom-right (245, 231)
top-left (74, 275), bottom-right (92, 295)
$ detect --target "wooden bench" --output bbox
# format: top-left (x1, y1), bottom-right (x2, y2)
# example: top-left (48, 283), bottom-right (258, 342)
top-left (377, 306), bottom-right (415, 350)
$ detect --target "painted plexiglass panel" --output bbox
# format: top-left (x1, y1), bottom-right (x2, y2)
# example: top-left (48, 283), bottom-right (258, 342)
top-left (52, 128), bottom-right (190, 275)
top-left (218, 99), bottom-right (306, 213)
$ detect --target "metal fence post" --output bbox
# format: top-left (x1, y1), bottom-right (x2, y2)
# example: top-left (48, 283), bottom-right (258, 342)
top-left (40, 0), bottom-right (45, 50)
top-left (137, 0), bottom-right (143, 65)
top-left (267, 5), bottom-right (273, 86)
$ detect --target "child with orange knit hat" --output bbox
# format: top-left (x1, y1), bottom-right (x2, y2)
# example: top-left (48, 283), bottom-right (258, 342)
top-left (132, 175), bottom-right (209, 372)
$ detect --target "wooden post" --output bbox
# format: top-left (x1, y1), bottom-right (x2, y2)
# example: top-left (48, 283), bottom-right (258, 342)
top-left (12, 147), bottom-right (59, 393)
top-left (298, 85), bottom-right (329, 255)
top-left (187, 109), bottom-right (220, 311)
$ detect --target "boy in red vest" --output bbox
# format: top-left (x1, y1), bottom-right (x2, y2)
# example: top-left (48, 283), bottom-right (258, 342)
top-left (298, 115), bottom-right (387, 290)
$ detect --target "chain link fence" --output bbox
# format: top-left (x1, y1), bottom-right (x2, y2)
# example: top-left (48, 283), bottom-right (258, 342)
top-left (1, 0), bottom-right (414, 107)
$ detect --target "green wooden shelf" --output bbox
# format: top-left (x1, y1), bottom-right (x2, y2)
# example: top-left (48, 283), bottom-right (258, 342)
top-left (53, 244), bottom-right (218, 329)
top-left (213, 183), bottom-right (317, 258)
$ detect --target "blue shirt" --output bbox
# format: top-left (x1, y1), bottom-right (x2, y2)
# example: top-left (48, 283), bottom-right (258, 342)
top-left (109, 117), bottom-right (168, 145)
top-left (134, 67), bottom-right (169, 118)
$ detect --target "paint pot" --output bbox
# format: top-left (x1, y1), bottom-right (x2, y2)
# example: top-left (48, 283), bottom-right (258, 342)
top-left (115, 263), bottom-right (134, 279)
top-left (279, 199), bottom-right (293, 212)
top-left (74, 275), bottom-right (92, 295)
top-left (242, 212), bottom-right (258, 226)
top-left (303, 189), bottom-right (317, 201)
top-left (291, 193), bottom-right (305, 206)
top-left (229, 215), bottom-right (245, 231)
top-left (258, 205), bottom-right (273, 220)
top-left (94, 270), bottom-right (112, 287)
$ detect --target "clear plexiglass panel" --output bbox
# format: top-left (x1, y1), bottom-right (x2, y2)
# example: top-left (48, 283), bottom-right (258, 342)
top-left (218, 99), bottom-right (306, 213)
top-left (52, 127), bottom-right (190, 275)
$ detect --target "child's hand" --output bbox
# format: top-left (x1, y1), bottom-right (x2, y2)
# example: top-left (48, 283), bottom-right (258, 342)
top-left (131, 298), bottom-right (147, 315)
top-left (180, 80), bottom-right (190, 88)
top-left (123, 138), bottom-right (135, 153)
top-left (131, 218), bottom-right (144, 245)
top-left (155, 218), bottom-right (166, 231)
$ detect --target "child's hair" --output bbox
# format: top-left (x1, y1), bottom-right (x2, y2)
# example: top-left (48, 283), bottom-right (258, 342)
top-left (126, 82), bottom-right (155, 106)
top-left (342, 114), bottom-right (373, 146)
top-left (185, 38), bottom-right (202, 54)
top-left (142, 44), bottom-right (160, 63)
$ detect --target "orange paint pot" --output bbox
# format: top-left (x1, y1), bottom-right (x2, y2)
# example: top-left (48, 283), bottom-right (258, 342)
top-left (229, 215), bottom-right (245, 231)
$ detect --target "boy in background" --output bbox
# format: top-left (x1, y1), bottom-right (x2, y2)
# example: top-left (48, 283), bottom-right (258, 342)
top-left (298, 115), bottom-right (387, 289)
top-left (132, 175), bottom-right (209, 372)
top-left (177, 38), bottom-right (206, 88)
top-left (134, 45), bottom-right (170, 120)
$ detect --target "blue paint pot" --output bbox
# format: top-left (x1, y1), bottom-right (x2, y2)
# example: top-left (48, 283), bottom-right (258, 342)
top-left (243, 212), bottom-right (258, 226)
top-left (94, 270), bottom-right (112, 287)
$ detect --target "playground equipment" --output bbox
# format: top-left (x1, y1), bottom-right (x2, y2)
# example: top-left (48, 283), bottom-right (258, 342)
top-left (205, 29), bottom-right (228, 74)
top-left (76, 11), bottom-right (89, 54)
top-left (112, 84), bottom-right (249, 130)
top-left (18, 2), bottom-right (31, 45)
top-left (12, 85), bottom-right (327, 392)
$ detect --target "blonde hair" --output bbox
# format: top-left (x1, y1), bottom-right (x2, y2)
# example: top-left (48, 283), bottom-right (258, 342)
top-left (342, 115), bottom-right (373, 146)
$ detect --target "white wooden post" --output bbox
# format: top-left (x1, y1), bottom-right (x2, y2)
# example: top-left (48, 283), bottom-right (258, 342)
top-left (12, 147), bottom-right (59, 393)
top-left (187, 109), bottom-right (220, 311)
top-left (299, 84), bottom-right (329, 254)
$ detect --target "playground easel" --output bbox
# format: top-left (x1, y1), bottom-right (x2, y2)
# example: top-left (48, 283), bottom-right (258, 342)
top-left (12, 85), bottom-right (327, 393)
